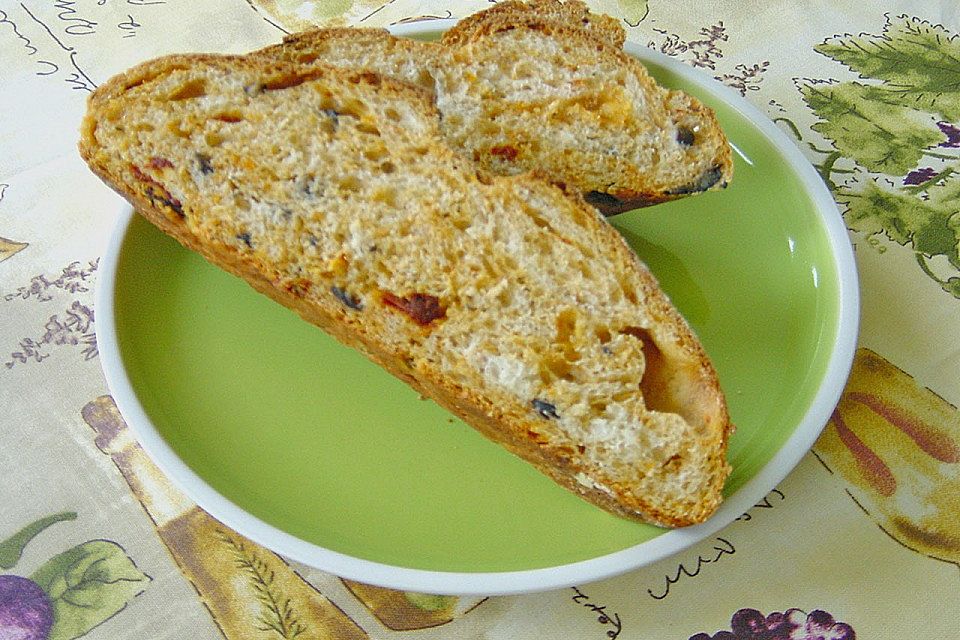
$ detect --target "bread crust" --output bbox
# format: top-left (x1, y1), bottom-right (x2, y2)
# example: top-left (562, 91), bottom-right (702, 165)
top-left (80, 52), bottom-right (732, 528)
top-left (440, 0), bottom-right (626, 49)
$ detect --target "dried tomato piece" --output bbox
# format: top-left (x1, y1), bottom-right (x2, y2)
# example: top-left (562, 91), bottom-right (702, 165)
top-left (148, 156), bottom-right (174, 169)
top-left (283, 278), bottom-right (312, 298)
top-left (382, 291), bottom-right (446, 326)
top-left (490, 145), bottom-right (519, 160)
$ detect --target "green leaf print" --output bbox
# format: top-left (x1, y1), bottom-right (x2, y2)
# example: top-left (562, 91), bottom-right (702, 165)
top-left (30, 540), bottom-right (151, 640)
top-left (815, 15), bottom-right (960, 121)
top-left (800, 81), bottom-right (942, 175)
top-left (840, 179), bottom-right (960, 267)
top-left (0, 512), bottom-right (77, 570)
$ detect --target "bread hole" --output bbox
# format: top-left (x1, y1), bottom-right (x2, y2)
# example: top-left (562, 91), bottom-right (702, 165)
top-left (296, 52), bottom-right (319, 64)
top-left (371, 186), bottom-right (397, 207)
top-left (167, 121), bottom-right (191, 139)
top-left (621, 326), bottom-right (688, 420)
top-left (318, 93), bottom-right (337, 111)
top-left (357, 122), bottom-right (380, 136)
top-left (169, 78), bottom-right (206, 101)
top-left (340, 99), bottom-right (365, 119)
top-left (555, 309), bottom-right (581, 363)
top-left (338, 175), bottom-right (362, 193)
top-left (384, 107), bottom-right (401, 122)
top-left (233, 192), bottom-right (250, 211)
top-left (374, 261), bottom-right (395, 279)
top-left (320, 117), bottom-right (337, 135)
top-left (498, 253), bottom-right (519, 271)
top-left (595, 326), bottom-right (612, 344)
top-left (527, 212), bottom-right (551, 230)
top-left (263, 73), bottom-right (309, 91)
top-left (450, 216), bottom-right (471, 232)
top-left (555, 309), bottom-right (576, 344)
top-left (134, 123), bottom-right (155, 132)
top-left (618, 274), bottom-right (638, 304)
top-left (204, 131), bottom-right (224, 147)
top-left (480, 254), bottom-right (499, 280)
top-left (530, 233), bottom-right (555, 257)
top-left (589, 398), bottom-right (609, 417)
top-left (542, 356), bottom-right (575, 382)
top-left (416, 69), bottom-right (433, 87)
top-left (363, 146), bottom-right (388, 161)
top-left (379, 161), bottom-right (396, 174)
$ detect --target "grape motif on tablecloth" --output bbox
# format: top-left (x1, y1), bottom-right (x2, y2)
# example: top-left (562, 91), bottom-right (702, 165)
top-left (689, 607), bottom-right (855, 640)
top-left (0, 512), bottom-right (150, 640)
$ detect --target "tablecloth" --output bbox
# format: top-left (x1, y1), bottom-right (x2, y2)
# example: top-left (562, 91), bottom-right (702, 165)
top-left (2, 1), bottom-right (959, 638)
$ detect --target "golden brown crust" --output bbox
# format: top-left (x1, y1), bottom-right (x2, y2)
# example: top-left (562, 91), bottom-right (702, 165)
top-left (441, 0), bottom-right (626, 49)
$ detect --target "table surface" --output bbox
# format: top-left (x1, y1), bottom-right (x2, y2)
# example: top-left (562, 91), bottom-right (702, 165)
top-left (2, 1), bottom-right (958, 638)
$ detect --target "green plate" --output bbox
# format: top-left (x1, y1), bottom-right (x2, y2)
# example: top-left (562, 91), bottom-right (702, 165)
top-left (97, 26), bottom-right (858, 595)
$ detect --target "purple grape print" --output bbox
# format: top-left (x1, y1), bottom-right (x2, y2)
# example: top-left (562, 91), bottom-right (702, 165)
top-left (0, 575), bottom-right (52, 640)
top-left (689, 607), bottom-right (855, 640)
top-left (937, 121), bottom-right (960, 148)
top-left (0, 512), bottom-right (149, 640)
top-left (902, 167), bottom-right (937, 185)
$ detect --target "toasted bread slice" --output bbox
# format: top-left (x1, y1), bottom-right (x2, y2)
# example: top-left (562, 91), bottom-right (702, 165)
top-left (254, 2), bottom-right (732, 214)
top-left (80, 55), bottom-right (732, 527)
top-left (434, 11), bottom-right (733, 212)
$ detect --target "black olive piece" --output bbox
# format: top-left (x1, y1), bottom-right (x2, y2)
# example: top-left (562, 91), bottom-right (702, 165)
top-left (676, 126), bottom-right (696, 146)
top-left (236, 232), bottom-right (253, 248)
top-left (584, 190), bottom-right (623, 209)
top-left (532, 398), bottom-right (560, 420)
top-left (331, 286), bottom-right (363, 311)
top-left (145, 187), bottom-right (184, 218)
top-left (196, 153), bottom-right (214, 175)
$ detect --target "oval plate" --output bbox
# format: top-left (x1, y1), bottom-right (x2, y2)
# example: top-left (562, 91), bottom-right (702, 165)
top-left (96, 22), bottom-right (859, 595)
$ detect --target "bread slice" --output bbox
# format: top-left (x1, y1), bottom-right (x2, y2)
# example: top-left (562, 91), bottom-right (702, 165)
top-left (254, 1), bottom-right (733, 214)
top-left (79, 55), bottom-right (733, 527)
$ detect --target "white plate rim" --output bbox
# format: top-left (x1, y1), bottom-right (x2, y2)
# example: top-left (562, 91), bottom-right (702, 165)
top-left (95, 20), bottom-right (860, 596)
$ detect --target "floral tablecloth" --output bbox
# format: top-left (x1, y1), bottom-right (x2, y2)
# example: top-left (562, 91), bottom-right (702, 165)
top-left (2, 1), bottom-right (959, 638)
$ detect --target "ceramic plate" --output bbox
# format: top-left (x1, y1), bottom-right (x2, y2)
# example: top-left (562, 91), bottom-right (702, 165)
top-left (96, 22), bottom-right (859, 595)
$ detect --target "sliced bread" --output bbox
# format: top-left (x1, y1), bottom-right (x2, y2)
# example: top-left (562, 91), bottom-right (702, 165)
top-left (254, 1), bottom-right (733, 214)
top-left (80, 55), bottom-right (732, 527)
